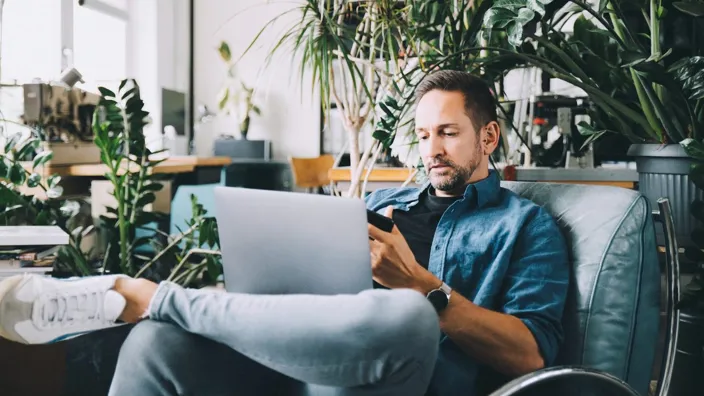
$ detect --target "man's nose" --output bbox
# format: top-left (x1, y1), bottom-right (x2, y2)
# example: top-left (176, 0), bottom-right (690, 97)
top-left (427, 135), bottom-right (444, 158)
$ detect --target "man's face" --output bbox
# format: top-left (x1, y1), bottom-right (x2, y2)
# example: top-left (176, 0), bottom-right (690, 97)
top-left (415, 90), bottom-right (485, 196)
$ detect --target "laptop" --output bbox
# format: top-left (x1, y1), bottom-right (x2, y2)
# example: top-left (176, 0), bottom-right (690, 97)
top-left (213, 187), bottom-right (374, 295)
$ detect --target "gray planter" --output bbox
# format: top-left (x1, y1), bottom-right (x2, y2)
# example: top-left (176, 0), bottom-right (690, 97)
top-left (628, 143), bottom-right (704, 248)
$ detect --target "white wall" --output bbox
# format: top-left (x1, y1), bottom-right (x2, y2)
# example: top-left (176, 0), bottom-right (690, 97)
top-left (129, 0), bottom-right (190, 152)
top-left (193, 0), bottom-right (321, 160)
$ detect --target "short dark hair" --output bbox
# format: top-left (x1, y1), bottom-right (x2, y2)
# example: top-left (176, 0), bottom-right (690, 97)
top-left (415, 70), bottom-right (498, 131)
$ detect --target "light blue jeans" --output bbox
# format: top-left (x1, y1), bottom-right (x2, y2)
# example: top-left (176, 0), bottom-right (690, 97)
top-left (108, 282), bottom-right (440, 396)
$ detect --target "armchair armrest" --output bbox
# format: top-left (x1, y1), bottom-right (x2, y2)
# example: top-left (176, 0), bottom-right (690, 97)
top-left (488, 366), bottom-right (641, 396)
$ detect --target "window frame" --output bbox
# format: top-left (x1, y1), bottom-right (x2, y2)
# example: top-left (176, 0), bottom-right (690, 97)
top-left (60, 0), bottom-right (131, 76)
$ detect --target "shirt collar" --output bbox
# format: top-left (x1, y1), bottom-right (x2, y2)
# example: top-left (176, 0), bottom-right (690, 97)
top-left (403, 169), bottom-right (501, 209)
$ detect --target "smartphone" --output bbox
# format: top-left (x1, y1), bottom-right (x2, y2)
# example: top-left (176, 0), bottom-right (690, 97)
top-left (367, 209), bottom-right (395, 233)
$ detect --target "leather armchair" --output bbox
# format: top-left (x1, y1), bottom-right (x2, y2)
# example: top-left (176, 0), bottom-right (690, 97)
top-left (491, 182), bottom-right (665, 396)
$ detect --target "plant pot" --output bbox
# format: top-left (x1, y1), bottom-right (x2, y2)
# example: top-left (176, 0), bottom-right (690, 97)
top-left (628, 143), bottom-right (704, 248)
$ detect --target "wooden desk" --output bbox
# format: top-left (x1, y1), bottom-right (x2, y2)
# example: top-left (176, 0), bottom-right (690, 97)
top-left (329, 166), bottom-right (638, 191)
top-left (22, 156), bottom-right (232, 177)
top-left (328, 167), bottom-right (414, 183)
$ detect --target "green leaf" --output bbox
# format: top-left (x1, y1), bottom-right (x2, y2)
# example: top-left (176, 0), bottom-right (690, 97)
top-left (136, 193), bottom-right (156, 207)
top-left (383, 96), bottom-right (400, 110)
top-left (0, 160), bottom-right (8, 179)
top-left (507, 22), bottom-right (524, 47)
top-left (218, 88), bottom-right (229, 111)
top-left (35, 210), bottom-right (50, 225)
top-left (378, 102), bottom-right (394, 118)
top-left (373, 130), bottom-right (391, 142)
top-left (205, 255), bottom-right (222, 283)
top-left (493, 0), bottom-right (525, 10)
top-left (483, 8), bottom-right (517, 29)
top-left (98, 87), bottom-right (116, 98)
top-left (47, 174), bottom-right (61, 188)
top-left (16, 138), bottom-right (40, 159)
top-left (32, 151), bottom-right (53, 169)
top-left (8, 163), bottom-right (26, 185)
top-left (141, 183), bottom-right (164, 192)
top-left (597, 0), bottom-right (608, 13)
top-left (673, 2), bottom-right (704, 17)
top-left (121, 88), bottom-right (137, 100)
top-left (682, 139), bottom-right (704, 160)
top-left (27, 173), bottom-right (41, 188)
top-left (580, 130), bottom-right (608, 150)
top-left (620, 51), bottom-right (647, 67)
top-left (516, 8), bottom-right (536, 24)
top-left (4, 133), bottom-right (21, 153)
top-left (218, 41), bottom-right (232, 62)
top-left (135, 211), bottom-right (161, 227)
top-left (46, 186), bottom-right (63, 199)
top-left (576, 121), bottom-right (602, 136)
top-left (526, 0), bottom-right (546, 16)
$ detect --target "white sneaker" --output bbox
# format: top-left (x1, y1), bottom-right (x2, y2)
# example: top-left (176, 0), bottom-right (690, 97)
top-left (0, 274), bottom-right (127, 344)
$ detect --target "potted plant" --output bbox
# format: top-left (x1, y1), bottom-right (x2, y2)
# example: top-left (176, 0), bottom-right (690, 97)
top-left (481, 0), bottom-right (704, 247)
top-left (217, 41), bottom-right (261, 140)
top-left (236, 0), bottom-right (507, 197)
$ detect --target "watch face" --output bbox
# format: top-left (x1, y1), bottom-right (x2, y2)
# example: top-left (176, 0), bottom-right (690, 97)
top-left (427, 289), bottom-right (449, 312)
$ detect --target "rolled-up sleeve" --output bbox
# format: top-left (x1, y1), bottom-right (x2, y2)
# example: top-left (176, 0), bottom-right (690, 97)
top-left (500, 208), bottom-right (570, 366)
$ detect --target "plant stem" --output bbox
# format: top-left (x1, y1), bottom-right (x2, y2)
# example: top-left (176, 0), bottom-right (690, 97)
top-left (134, 223), bottom-right (199, 278)
top-left (129, 156), bottom-right (147, 224)
top-left (166, 248), bottom-right (220, 282)
top-left (361, 142), bottom-right (384, 195)
top-left (116, 177), bottom-right (130, 274)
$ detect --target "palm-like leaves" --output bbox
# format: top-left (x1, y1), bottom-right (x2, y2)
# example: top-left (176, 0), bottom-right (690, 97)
top-left (482, 0), bottom-right (702, 144)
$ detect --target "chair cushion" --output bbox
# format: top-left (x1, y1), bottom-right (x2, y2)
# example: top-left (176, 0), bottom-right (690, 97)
top-left (501, 181), bottom-right (660, 396)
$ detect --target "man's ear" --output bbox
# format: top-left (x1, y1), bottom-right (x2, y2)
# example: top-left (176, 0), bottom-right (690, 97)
top-left (482, 121), bottom-right (501, 155)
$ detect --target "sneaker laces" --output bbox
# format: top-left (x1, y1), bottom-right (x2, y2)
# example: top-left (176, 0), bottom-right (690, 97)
top-left (32, 288), bottom-right (105, 329)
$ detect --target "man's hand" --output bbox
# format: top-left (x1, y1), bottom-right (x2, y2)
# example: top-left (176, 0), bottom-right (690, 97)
top-left (368, 206), bottom-right (439, 293)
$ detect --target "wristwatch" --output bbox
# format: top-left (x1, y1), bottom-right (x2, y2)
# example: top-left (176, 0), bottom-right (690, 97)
top-left (426, 282), bottom-right (452, 313)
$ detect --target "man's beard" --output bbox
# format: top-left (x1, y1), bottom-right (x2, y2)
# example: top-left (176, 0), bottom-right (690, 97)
top-left (427, 153), bottom-right (481, 193)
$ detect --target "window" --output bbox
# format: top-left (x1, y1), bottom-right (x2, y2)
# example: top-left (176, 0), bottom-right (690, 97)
top-left (0, 0), bottom-right (128, 90)
top-left (73, 3), bottom-right (128, 92)
top-left (0, 0), bottom-right (62, 84)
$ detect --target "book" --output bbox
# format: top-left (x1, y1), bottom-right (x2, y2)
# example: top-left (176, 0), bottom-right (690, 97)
top-left (0, 226), bottom-right (69, 247)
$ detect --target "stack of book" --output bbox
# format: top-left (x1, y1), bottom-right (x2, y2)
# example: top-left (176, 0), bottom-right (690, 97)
top-left (0, 226), bottom-right (69, 281)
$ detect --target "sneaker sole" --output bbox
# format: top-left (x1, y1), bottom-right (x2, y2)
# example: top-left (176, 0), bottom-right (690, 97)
top-left (0, 275), bottom-right (28, 342)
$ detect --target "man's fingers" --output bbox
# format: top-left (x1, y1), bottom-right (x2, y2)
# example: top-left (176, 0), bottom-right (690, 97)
top-left (368, 223), bottom-right (389, 242)
top-left (384, 205), bottom-right (394, 218)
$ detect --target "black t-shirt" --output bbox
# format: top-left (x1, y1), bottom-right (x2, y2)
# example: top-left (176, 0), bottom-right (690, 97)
top-left (392, 188), bottom-right (463, 268)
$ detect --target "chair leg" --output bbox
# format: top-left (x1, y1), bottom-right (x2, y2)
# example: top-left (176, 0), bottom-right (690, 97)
top-left (653, 198), bottom-right (681, 396)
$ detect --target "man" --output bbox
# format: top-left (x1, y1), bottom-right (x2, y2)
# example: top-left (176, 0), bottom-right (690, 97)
top-left (0, 70), bottom-right (569, 395)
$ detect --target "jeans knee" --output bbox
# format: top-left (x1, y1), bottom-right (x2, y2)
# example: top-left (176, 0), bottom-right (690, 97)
top-left (360, 289), bottom-right (439, 358)
top-left (116, 320), bottom-right (184, 370)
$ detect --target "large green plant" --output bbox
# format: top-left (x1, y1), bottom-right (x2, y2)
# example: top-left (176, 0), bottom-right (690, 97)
top-left (0, 130), bottom-right (93, 275)
top-left (482, 0), bottom-right (703, 146)
top-left (92, 80), bottom-right (222, 285)
top-left (240, 0), bottom-right (519, 195)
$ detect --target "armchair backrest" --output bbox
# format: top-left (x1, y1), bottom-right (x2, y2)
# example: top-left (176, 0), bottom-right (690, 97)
top-left (501, 181), bottom-right (661, 396)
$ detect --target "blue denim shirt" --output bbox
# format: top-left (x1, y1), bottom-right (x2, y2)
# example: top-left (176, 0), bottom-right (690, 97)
top-left (365, 170), bottom-right (569, 395)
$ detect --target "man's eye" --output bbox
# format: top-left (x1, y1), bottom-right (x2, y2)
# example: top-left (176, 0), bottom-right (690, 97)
top-left (418, 135), bottom-right (429, 141)
top-left (443, 131), bottom-right (457, 136)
